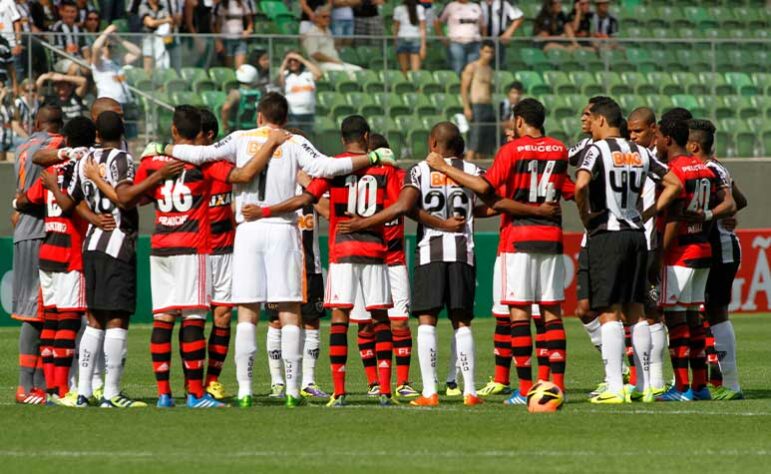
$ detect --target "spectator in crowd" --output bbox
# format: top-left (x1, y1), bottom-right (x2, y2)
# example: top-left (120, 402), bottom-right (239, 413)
top-left (460, 39), bottom-right (495, 160)
top-left (91, 24), bottom-right (141, 137)
top-left (14, 0), bottom-right (44, 79)
top-left (591, 0), bottom-right (618, 40)
top-left (533, 0), bottom-right (579, 51)
top-left (139, 0), bottom-right (174, 71)
top-left (481, 0), bottom-right (524, 67)
top-left (0, 37), bottom-right (19, 94)
top-left (0, 84), bottom-right (15, 160)
top-left (221, 63), bottom-right (264, 133)
top-left (99, 0), bottom-right (126, 23)
top-left (393, 0), bottom-right (427, 73)
top-left (435, 0), bottom-right (484, 75)
top-left (246, 48), bottom-right (275, 93)
top-left (300, 0), bottom-right (332, 35)
top-left (13, 78), bottom-right (40, 138)
top-left (302, 5), bottom-right (362, 72)
top-left (499, 80), bottom-right (521, 140)
top-left (183, 0), bottom-right (214, 68)
top-left (34, 0), bottom-right (60, 30)
top-left (37, 71), bottom-right (87, 120)
top-left (353, 0), bottom-right (385, 46)
top-left (332, 0), bottom-right (357, 46)
top-left (418, 0), bottom-right (436, 26)
top-left (569, 0), bottom-right (592, 40)
top-left (213, 0), bottom-right (253, 68)
top-left (75, 0), bottom-right (98, 27)
top-left (51, 0), bottom-right (91, 75)
top-left (277, 51), bottom-right (321, 136)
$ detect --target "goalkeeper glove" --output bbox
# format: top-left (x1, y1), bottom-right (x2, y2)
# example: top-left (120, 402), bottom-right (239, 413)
top-left (368, 148), bottom-right (396, 166)
top-left (141, 142), bottom-right (167, 158)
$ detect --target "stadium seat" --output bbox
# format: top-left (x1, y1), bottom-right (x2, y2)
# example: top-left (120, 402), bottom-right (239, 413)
top-left (408, 70), bottom-right (443, 94)
top-left (408, 127), bottom-right (430, 160)
top-left (671, 94), bottom-right (701, 115)
top-left (420, 115), bottom-right (443, 131)
top-left (433, 70), bottom-right (461, 94)
top-left (617, 94), bottom-right (638, 116)
top-left (369, 116), bottom-right (403, 158)
top-left (260, 1), bottom-right (291, 19)
top-left (373, 93), bottom-right (411, 117)
top-left (353, 69), bottom-right (384, 93)
top-left (513, 71), bottom-right (550, 95)
top-left (650, 95), bottom-right (674, 114)
top-left (209, 67), bottom-right (236, 84)
top-left (698, 72), bottom-right (733, 96)
top-left (430, 93), bottom-right (463, 117)
top-left (171, 91), bottom-right (204, 107)
top-left (599, 49), bottom-right (631, 72)
top-left (124, 67), bottom-right (149, 86)
top-left (403, 92), bottom-right (438, 116)
top-left (164, 77), bottom-right (189, 92)
top-left (726, 72), bottom-right (759, 96)
top-left (625, 48), bottom-right (657, 73)
top-left (543, 71), bottom-right (575, 95)
top-left (647, 71), bottom-right (683, 96)
top-left (324, 71), bottom-right (358, 93)
top-left (650, 49), bottom-right (679, 71)
top-left (380, 70), bottom-right (415, 94)
top-left (596, 71), bottom-right (631, 95)
top-left (201, 90), bottom-right (226, 109)
top-left (520, 48), bottom-right (551, 73)
top-left (763, 131), bottom-right (771, 156)
top-left (545, 49), bottom-right (579, 70)
top-left (345, 92), bottom-right (381, 116)
top-left (569, 71), bottom-right (603, 97)
top-left (621, 72), bottom-right (654, 95)
top-left (572, 49), bottom-right (603, 72)
top-left (751, 73), bottom-right (771, 95)
top-left (494, 71), bottom-right (516, 94)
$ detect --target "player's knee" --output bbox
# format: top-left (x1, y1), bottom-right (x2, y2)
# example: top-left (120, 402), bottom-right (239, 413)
top-left (181, 310), bottom-right (207, 321)
top-left (390, 318), bottom-right (408, 330)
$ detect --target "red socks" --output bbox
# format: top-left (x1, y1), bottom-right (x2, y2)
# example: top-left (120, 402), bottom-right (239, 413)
top-left (206, 325), bottom-right (231, 385)
top-left (373, 322), bottom-right (393, 396)
top-left (510, 320), bottom-right (533, 396)
top-left (150, 320), bottom-right (174, 396)
top-left (329, 322), bottom-right (349, 396)
top-left (41, 310), bottom-right (58, 394)
top-left (53, 312), bottom-right (81, 396)
top-left (689, 319), bottom-right (707, 391)
top-left (357, 327), bottom-right (378, 386)
top-left (493, 314), bottom-right (512, 385)
top-left (180, 319), bottom-right (206, 398)
top-left (668, 322), bottom-right (691, 392)
top-left (392, 326), bottom-right (412, 386)
top-left (534, 315), bottom-right (551, 382)
top-left (545, 319), bottom-right (567, 392)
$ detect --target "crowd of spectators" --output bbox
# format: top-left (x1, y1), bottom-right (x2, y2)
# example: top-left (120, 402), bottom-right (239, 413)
top-left (0, 0), bottom-right (622, 161)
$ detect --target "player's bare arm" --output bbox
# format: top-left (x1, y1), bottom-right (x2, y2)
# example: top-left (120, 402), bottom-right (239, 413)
top-left (643, 171), bottom-right (682, 222)
top-left (39, 169), bottom-right (76, 214)
top-left (75, 201), bottom-right (116, 232)
top-left (574, 169), bottom-right (593, 228)
top-left (426, 152), bottom-right (492, 197)
top-left (338, 186), bottom-right (420, 234)
top-left (226, 130), bottom-right (291, 183)
top-left (33, 147), bottom-right (89, 167)
top-left (83, 156), bottom-right (120, 205)
top-left (241, 193), bottom-right (315, 221)
top-left (681, 186), bottom-right (736, 223)
top-left (297, 170), bottom-right (331, 218)
top-left (733, 181), bottom-right (748, 211)
top-left (488, 196), bottom-right (561, 219)
top-left (411, 208), bottom-right (467, 233)
top-left (111, 160), bottom-right (185, 209)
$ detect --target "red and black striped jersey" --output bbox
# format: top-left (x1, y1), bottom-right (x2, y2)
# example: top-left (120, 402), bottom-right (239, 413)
top-left (305, 152), bottom-right (402, 265)
top-left (26, 162), bottom-right (87, 272)
top-left (208, 178), bottom-right (235, 255)
top-left (665, 155), bottom-right (722, 269)
top-left (385, 167), bottom-right (406, 266)
top-left (135, 155), bottom-right (233, 256)
top-left (483, 135), bottom-right (571, 254)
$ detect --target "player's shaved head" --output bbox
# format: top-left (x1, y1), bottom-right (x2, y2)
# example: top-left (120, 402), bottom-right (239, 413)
top-left (430, 121), bottom-right (461, 155)
top-left (340, 115), bottom-right (370, 145)
top-left (687, 119), bottom-right (716, 156)
top-left (91, 97), bottom-right (123, 121)
top-left (96, 110), bottom-right (125, 143)
top-left (628, 107), bottom-right (656, 126)
top-left (36, 105), bottom-right (64, 132)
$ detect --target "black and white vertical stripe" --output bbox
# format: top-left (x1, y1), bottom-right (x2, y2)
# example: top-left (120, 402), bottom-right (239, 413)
top-left (70, 147), bottom-right (139, 261)
top-left (706, 159), bottom-right (741, 264)
top-left (407, 159), bottom-right (482, 266)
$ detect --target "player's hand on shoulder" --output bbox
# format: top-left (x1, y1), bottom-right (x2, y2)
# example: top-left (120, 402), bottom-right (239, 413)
top-left (96, 213), bottom-right (117, 231)
top-left (159, 159), bottom-right (185, 179)
top-left (268, 128), bottom-right (292, 146)
top-left (338, 212), bottom-right (365, 234)
top-left (241, 204), bottom-right (263, 221)
top-left (83, 156), bottom-right (100, 181)
top-left (537, 201), bottom-right (561, 219)
top-left (425, 152), bottom-right (447, 172)
top-left (141, 142), bottom-right (165, 158)
top-left (57, 146), bottom-right (88, 162)
top-left (369, 147), bottom-right (396, 167)
top-left (40, 170), bottom-right (58, 191)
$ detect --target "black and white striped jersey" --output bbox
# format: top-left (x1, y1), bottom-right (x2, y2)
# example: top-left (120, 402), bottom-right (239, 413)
top-left (405, 158), bottom-right (483, 266)
top-left (568, 137), bottom-right (593, 167)
top-left (67, 147), bottom-right (139, 261)
top-left (579, 138), bottom-right (667, 236)
top-left (706, 159), bottom-right (741, 264)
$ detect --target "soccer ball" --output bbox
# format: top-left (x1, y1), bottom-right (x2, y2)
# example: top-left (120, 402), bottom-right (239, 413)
top-left (526, 381), bottom-right (564, 413)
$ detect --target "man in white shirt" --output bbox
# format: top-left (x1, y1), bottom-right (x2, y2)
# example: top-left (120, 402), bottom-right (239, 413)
top-left (480, 0), bottom-right (524, 67)
top-left (147, 93), bottom-right (394, 407)
top-left (302, 5), bottom-right (362, 72)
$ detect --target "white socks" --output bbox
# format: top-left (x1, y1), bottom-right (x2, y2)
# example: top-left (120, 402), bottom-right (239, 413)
top-left (266, 326), bottom-right (283, 386)
top-left (601, 321), bottom-right (625, 394)
top-left (446, 328), bottom-right (458, 384)
top-left (417, 325), bottom-right (437, 397)
top-left (455, 327), bottom-right (476, 396)
top-left (77, 326), bottom-right (104, 398)
top-left (649, 322), bottom-right (667, 390)
top-left (711, 321), bottom-right (740, 391)
top-left (302, 329), bottom-right (320, 389)
top-left (632, 321), bottom-right (651, 393)
top-left (70, 317), bottom-right (86, 392)
top-left (92, 345), bottom-right (104, 390)
top-left (235, 322), bottom-right (257, 398)
top-left (582, 318), bottom-right (602, 350)
top-left (281, 325), bottom-right (301, 398)
top-left (103, 328), bottom-right (127, 400)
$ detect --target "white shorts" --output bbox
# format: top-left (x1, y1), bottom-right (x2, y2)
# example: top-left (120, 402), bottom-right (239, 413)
top-left (491, 256), bottom-right (508, 316)
top-left (499, 252), bottom-right (565, 305)
top-left (232, 221), bottom-right (304, 304)
top-left (660, 265), bottom-right (709, 311)
top-left (39, 269), bottom-right (86, 312)
top-left (350, 264), bottom-right (409, 322)
top-left (325, 262), bottom-right (392, 312)
top-left (210, 253), bottom-right (233, 307)
top-left (150, 254), bottom-right (211, 314)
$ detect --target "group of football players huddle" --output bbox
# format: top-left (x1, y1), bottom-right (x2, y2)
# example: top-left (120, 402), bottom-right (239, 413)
top-left (11, 91), bottom-right (745, 408)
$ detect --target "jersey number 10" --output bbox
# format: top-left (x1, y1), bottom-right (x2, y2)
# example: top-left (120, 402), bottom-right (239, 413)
top-left (345, 175), bottom-right (378, 217)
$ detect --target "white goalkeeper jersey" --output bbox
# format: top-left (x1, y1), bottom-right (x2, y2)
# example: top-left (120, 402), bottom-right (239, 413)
top-left (170, 126), bottom-right (355, 224)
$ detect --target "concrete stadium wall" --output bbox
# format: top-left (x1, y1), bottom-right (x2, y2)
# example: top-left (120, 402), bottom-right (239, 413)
top-left (1, 158), bottom-right (769, 237)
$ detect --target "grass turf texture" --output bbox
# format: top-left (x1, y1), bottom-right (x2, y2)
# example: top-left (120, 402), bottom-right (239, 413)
top-left (1, 315), bottom-right (770, 473)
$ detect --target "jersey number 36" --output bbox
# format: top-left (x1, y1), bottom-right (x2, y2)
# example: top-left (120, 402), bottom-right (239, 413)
top-left (158, 179), bottom-right (193, 213)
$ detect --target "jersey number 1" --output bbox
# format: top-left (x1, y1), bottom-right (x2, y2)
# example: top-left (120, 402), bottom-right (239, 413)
top-left (345, 175), bottom-right (378, 217)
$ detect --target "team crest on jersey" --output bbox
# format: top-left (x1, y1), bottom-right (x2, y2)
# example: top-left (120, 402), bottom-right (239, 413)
top-left (315, 300), bottom-right (324, 313)
top-left (611, 151), bottom-right (642, 167)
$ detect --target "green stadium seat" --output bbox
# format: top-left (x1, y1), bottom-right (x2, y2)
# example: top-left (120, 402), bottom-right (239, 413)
top-left (572, 49), bottom-right (603, 72)
top-left (543, 71), bottom-right (575, 95)
top-left (180, 67), bottom-right (207, 83)
top-left (494, 71), bottom-right (516, 94)
top-left (430, 93), bottom-right (463, 117)
top-left (671, 94), bottom-right (700, 114)
top-left (714, 130), bottom-right (733, 158)
top-left (620, 72), bottom-right (655, 95)
top-left (598, 49), bottom-right (631, 72)
top-left (569, 71), bottom-right (603, 96)
top-left (617, 94), bottom-right (638, 116)
top-left (596, 71), bottom-right (631, 95)
top-left (433, 70), bottom-right (461, 94)
top-left (408, 127), bottom-right (430, 160)
top-left (403, 92), bottom-right (438, 116)
top-left (682, 7), bottom-right (711, 27)
top-left (338, 48), bottom-right (360, 67)
top-left (124, 67), bottom-right (149, 86)
top-left (625, 48), bottom-right (657, 72)
top-left (345, 92), bottom-right (379, 116)
top-left (736, 96), bottom-right (761, 120)
top-left (373, 93), bottom-right (411, 117)
top-left (164, 77), bottom-right (188, 92)
top-left (763, 130), bottom-right (771, 156)
top-left (513, 71), bottom-right (550, 95)
top-left (699, 72), bottom-right (733, 96)
top-left (520, 48), bottom-right (551, 72)
top-left (408, 70), bottom-right (443, 94)
top-left (560, 117), bottom-right (582, 139)
top-left (260, 1), bottom-right (291, 19)
top-left (543, 95), bottom-right (576, 121)
top-left (209, 67), bottom-right (236, 84)
top-left (544, 49), bottom-right (579, 70)
top-left (323, 71), bottom-right (358, 93)
top-left (380, 70), bottom-right (415, 94)
top-left (369, 117), bottom-right (403, 158)
top-left (201, 90), bottom-right (226, 109)
top-left (734, 131), bottom-right (758, 158)
top-left (316, 91), bottom-right (343, 115)
top-left (650, 95), bottom-right (674, 114)
top-left (352, 69), bottom-right (383, 93)
top-left (420, 115), bottom-right (443, 131)
top-left (726, 72), bottom-right (760, 96)
top-left (171, 91), bottom-right (204, 107)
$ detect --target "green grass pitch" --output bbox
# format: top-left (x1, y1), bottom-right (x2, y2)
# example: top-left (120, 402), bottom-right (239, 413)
top-left (1, 315), bottom-right (770, 473)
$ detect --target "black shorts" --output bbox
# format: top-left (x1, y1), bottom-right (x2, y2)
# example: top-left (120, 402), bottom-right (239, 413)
top-left (576, 247), bottom-right (589, 301)
top-left (587, 231), bottom-right (648, 311)
top-left (83, 251), bottom-right (136, 314)
top-left (266, 273), bottom-right (326, 322)
top-left (705, 260), bottom-right (739, 309)
top-left (411, 262), bottom-right (475, 317)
